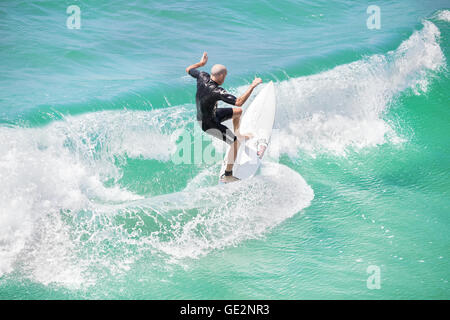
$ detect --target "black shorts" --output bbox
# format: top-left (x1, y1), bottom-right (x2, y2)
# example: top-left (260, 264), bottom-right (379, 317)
top-left (199, 108), bottom-right (236, 145)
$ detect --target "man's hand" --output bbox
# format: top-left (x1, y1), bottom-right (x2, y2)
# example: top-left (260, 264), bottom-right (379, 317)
top-left (251, 77), bottom-right (262, 88)
top-left (200, 52), bottom-right (208, 66)
top-left (186, 52), bottom-right (208, 74)
top-left (235, 78), bottom-right (263, 107)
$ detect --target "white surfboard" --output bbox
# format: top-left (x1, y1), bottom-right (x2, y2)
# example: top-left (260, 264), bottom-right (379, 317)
top-left (219, 81), bottom-right (276, 182)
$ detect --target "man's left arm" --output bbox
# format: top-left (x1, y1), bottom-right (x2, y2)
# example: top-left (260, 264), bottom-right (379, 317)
top-left (234, 78), bottom-right (262, 106)
top-left (218, 77), bottom-right (262, 106)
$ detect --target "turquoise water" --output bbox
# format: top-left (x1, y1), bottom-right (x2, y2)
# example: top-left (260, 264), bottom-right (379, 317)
top-left (0, 0), bottom-right (449, 299)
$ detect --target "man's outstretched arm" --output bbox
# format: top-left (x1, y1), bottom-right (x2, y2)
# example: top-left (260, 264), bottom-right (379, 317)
top-left (235, 77), bottom-right (262, 106)
top-left (186, 52), bottom-right (208, 74)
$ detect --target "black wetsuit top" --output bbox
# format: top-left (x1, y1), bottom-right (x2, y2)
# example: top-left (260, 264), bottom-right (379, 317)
top-left (189, 69), bottom-right (237, 121)
top-left (189, 69), bottom-right (238, 144)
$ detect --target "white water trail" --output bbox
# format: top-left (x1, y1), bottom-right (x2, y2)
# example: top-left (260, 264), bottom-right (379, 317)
top-left (118, 162), bottom-right (314, 261)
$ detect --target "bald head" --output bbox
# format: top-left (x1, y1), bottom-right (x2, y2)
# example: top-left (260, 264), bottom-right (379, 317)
top-left (211, 64), bottom-right (227, 77)
top-left (210, 64), bottom-right (227, 84)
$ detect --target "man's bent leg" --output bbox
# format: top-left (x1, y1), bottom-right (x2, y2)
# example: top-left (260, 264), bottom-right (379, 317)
top-left (232, 108), bottom-right (253, 140)
top-left (231, 108), bottom-right (243, 138)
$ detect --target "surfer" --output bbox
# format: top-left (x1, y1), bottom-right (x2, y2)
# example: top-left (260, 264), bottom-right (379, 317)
top-left (186, 52), bottom-right (262, 183)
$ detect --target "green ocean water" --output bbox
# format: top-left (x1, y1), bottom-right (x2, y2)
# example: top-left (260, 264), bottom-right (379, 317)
top-left (0, 0), bottom-right (449, 299)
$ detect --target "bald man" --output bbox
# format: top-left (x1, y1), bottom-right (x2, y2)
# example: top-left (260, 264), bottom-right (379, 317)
top-left (186, 52), bottom-right (262, 183)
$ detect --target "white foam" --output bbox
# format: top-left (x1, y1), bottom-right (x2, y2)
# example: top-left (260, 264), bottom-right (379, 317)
top-left (435, 10), bottom-right (450, 22)
top-left (0, 107), bottom-right (187, 283)
top-left (54, 107), bottom-right (187, 166)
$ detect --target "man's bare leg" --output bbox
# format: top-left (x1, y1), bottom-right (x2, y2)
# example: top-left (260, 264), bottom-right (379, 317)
top-left (225, 108), bottom-right (242, 173)
top-left (225, 139), bottom-right (239, 173)
top-left (225, 108), bottom-right (249, 173)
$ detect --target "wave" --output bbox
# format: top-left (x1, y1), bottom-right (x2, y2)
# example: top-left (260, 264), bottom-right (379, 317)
top-left (0, 20), bottom-right (445, 287)
top-left (0, 103), bottom-right (313, 287)
top-left (265, 21), bottom-right (445, 156)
